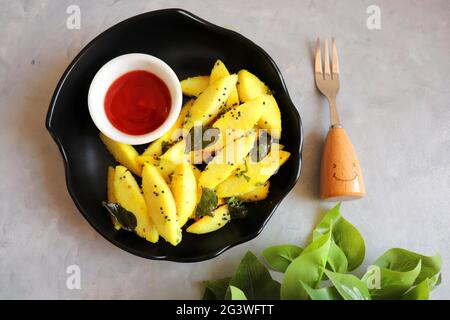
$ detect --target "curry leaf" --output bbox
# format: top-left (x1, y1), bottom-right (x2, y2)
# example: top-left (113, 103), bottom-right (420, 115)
top-left (302, 282), bottom-right (342, 300)
top-left (186, 126), bottom-right (220, 152)
top-left (280, 231), bottom-right (332, 300)
top-left (161, 140), bottom-right (174, 154)
top-left (433, 273), bottom-right (442, 288)
top-left (365, 248), bottom-right (442, 300)
top-left (202, 277), bottom-right (231, 300)
top-left (201, 203), bottom-right (443, 300)
top-left (102, 202), bottom-right (137, 231)
top-left (362, 260), bottom-right (422, 299)
top-left (313, 203), bottom-right (341, 239)
top-left (250, 131), bottom-right (271, 162)
top-left (229, 251), bottom-right (280, 300)
top-left (313, 203), bottom-right (365, 271)
top-left (332, 217), bottom-right (365, 270)
top-left (195, 188), bottom-right (218, 218)
top-left (202, 288), bottom-right (216, 300)
top-left (327, 242), bottom-right (348, 273)
top-left (401, 279), bottom-right (430, 300)
top-left (225, 286), bottom-right (248, 300)
top-left (262, 245), bottom-right (303, 273)
top-left (372, 248), bottom-right (441, 286)
top-left (227, 197), bottom-right (249, 220)
top-left (324, 270), bottom-right (371, 300)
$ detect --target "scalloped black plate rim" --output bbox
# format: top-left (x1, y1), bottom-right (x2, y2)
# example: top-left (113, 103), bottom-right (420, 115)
top-left (45, 8), bottom-right (304, 262)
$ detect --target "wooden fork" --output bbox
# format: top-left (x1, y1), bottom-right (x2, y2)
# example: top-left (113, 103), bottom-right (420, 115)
top-left (315, 38), bottom-right (365, 201)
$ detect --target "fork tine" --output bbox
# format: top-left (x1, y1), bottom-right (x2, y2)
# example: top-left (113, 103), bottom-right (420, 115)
top-left (323, 38), bottom-right (331, 79)
top-left (315, 38), bottom-right (323, 76)
top-left (331, 37), bottom-right (339, 79)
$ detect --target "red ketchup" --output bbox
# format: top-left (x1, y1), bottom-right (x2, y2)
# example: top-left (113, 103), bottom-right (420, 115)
top-left (104, 70), bottom-right (171, 135)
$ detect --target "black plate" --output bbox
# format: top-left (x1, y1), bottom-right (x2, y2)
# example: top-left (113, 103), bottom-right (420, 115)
top-left (46, 8), bottom-right (303, 262)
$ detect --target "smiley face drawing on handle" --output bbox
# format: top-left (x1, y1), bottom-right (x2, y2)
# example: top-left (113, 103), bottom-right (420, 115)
top-left (320, 127), bottom-right (365, 201)
top-left (332, 162), bottom-right (359, 182)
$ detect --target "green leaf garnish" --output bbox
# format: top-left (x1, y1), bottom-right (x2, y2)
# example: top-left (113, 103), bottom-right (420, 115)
top-left (227, 197), bottom-right (248, 220)
top-left (185, 126), bottom-right (220, 152)
top-left (195, 188), bottom-right (218, 218)
top-left (302, 282), bottom-right (342, 300)
top-left (313, 203), bottom-right (365, 271)
top-left (324, 269), bottom-right (371, 300)
top-left (225, 286), bottom-right (247, 300)
top-left (372, 248), bottom-right (442, 286)
top-left (229, 251), bottom-right (280, 300)
top-left (250, 131), bottom-right (271, 162)
top-left (102, 201), bottom-right (137, 232)
top-left (362, 260), bottom-right (422, 300)
top-left (281, 231), bottom-right (332, 300)
top-left (262, 245), bottom-right (303, 273)
top-left (401, 278), bottom-right (431, 300)
top-left (202, 277), bottom-right (231, 300)
top-left (362, 248), bottom-right (442, 299)
top-left (201, 203), bottom-right (442, 300)
top-left (161, 140), bottom-right (174, 154)
top-left (235, 159), bottom-right (250, 181)
top-left (327, 242), bottom-right (348, 273)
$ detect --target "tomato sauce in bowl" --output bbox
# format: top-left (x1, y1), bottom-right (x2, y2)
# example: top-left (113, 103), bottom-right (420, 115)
top-left (88, 53), bottom-right (182, 145)
top-left (104, 70), bottom-right (171, 136)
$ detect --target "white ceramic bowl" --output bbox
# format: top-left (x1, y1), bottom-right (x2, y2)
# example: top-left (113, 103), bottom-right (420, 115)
top-left (88, 53), bottom-right (182, 145)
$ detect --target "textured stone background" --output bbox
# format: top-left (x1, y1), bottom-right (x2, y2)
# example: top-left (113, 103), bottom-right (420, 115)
top-left (0, 0), bottom-right (448, 299)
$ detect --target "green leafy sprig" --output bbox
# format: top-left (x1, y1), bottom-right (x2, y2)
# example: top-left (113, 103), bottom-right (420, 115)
top-left (202, 203), bottom-right (442, 300)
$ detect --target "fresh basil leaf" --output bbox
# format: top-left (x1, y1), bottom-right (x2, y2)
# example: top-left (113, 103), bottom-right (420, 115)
top-left (323, 270), bottom-right (371, 300)
top-left (372, 248), bottom-right (441, 286)
top-left (313, 203), bottom-right (365, 271)
top-left (202, 277), bottom-right (231, 300)
top-left (185, 126), bottom-right (220, 152)
top-left (401, 278), bottom-right (430, 300)
top-left (229, 251), bottom-right (280, 300)
top-left (281, 231), bottom-right (332, 300)
top-left (102, 202), bottom-right (137, 231)
top-left (362, 260), bottom-right (422, 299)
top-left (225, 286), bottom-right (248, 300)
top-left (262, 245), bottom-right (303, 273)
top-left (227, 197), bottom-right (249, 220)
top-left (301, 282), bottom-right (342, 300)
top-left (327, 242), bottom-right (348, 273)
top-left (195, 188), bottom-right (218, 218)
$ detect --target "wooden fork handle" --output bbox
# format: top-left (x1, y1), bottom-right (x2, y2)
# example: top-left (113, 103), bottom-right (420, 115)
top-left (320, 126), bottom-right (365, 201)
